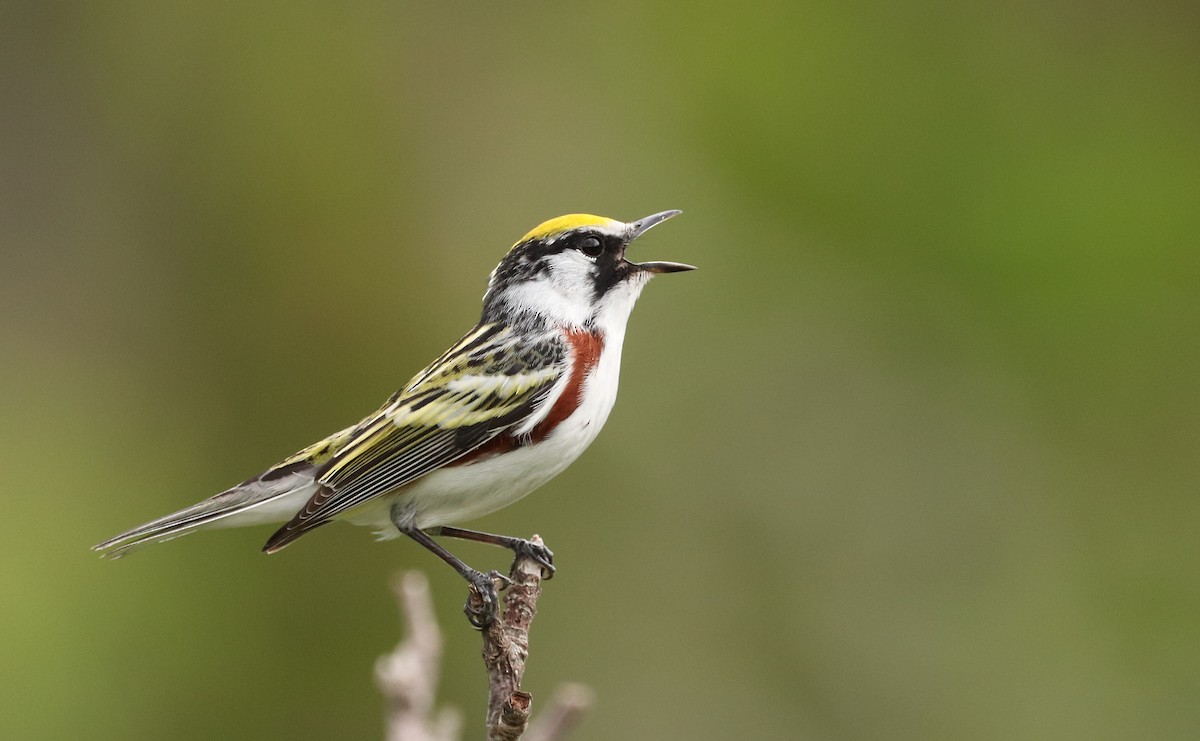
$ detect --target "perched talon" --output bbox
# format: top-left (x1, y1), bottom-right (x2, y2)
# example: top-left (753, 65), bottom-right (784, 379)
top-left (491, 570), bottom-right (513, 591)
top-left (464, 595), bottom-right (495, 628)
top-left (514, 539), bottom-right (556, 579)
top-left (463, 569), bottom-right (501, 629)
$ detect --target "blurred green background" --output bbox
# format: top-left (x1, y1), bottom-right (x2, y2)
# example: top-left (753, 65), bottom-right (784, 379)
top-left (3, 1), bottom-right (1198, 739)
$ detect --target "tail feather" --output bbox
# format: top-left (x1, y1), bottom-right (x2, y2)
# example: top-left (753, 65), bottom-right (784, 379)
top-left (93, 495), bottom-right (243, 559)
top-left (93, 473), bottom-right (318, 559)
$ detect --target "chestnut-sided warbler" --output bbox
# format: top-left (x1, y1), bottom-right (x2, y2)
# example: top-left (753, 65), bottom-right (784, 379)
top-left (95, 210), bottom-right (693, 626)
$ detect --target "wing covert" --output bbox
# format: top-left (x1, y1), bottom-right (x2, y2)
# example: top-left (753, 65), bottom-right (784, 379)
top-left (263, 323), bottom-right (565, 549)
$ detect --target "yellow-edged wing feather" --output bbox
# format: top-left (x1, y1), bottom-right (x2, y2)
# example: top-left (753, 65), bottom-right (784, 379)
top-left (262, 323), bottom-right (565, 551)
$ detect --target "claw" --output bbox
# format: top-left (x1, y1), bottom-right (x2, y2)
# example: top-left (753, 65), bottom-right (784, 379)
top-left (514, 539), bottom-right (556, 579)
top-left (463, 570), bottom-right (512, 628)
top-left (493, 571), bottom-right (513, 590)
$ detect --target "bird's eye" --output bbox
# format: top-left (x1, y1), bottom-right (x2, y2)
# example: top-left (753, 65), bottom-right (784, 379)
top-left (578, 236), bottom-right (604, 258)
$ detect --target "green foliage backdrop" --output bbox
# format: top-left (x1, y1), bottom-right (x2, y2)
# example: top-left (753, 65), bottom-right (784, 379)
top-left (2, 2), bottom-right (1197, 739)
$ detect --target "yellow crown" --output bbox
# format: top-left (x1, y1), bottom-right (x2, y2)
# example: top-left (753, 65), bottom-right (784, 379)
top-left (515, 214), bottom-right (621, 245)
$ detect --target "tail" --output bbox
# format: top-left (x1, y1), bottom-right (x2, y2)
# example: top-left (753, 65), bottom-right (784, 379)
top-left (93, 471), bottom-right (318, 559)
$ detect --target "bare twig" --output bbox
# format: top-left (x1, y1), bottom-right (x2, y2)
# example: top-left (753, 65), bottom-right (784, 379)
top-left (376, 535), bottom-right (590, 740)
top-left (375, 572), bottom-right (462, 741)
top-left (479, 534), bottom-right (550, 741)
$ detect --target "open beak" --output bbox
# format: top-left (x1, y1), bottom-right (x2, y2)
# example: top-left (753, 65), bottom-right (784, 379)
top-left (626, 210), bottom-right (697, 274)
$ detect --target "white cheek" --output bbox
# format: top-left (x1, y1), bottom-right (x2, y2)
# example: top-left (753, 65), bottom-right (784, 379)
top-left (548, 253), bottom-right (596, 296)
top-left (492, 251), bottom-right (651, 330)
top-left (498, 273), bottom-right (593, 326)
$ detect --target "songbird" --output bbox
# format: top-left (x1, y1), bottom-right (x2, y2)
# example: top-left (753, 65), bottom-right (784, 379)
top-left (94, 210), bottom-right (694, 626)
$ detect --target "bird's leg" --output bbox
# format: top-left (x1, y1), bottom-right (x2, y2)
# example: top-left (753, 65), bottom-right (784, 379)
top-left (430, 525), bottom-right (555, 579)
top-left (396, 524), bottom-right (508, 629)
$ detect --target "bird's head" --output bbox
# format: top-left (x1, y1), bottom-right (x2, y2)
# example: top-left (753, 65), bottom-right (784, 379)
top-left (483, 210), bottom-right (694, 330)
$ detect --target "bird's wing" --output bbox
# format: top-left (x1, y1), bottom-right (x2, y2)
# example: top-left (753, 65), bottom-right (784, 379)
top-left (262, 323), bottom-right (565, 551)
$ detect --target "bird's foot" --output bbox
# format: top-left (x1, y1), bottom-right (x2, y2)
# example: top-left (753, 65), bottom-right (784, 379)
top-left (511, 538), bottom-right (555, 579)
top-left (463, 569), bottom-right (510, 629)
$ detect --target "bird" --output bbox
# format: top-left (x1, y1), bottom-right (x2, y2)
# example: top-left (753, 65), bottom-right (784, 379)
top-left (94, 210), bottom-right (694, 626)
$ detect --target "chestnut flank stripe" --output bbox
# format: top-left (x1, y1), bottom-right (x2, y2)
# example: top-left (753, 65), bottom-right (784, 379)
top-left (451, 329), bottom-right (604, 465)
